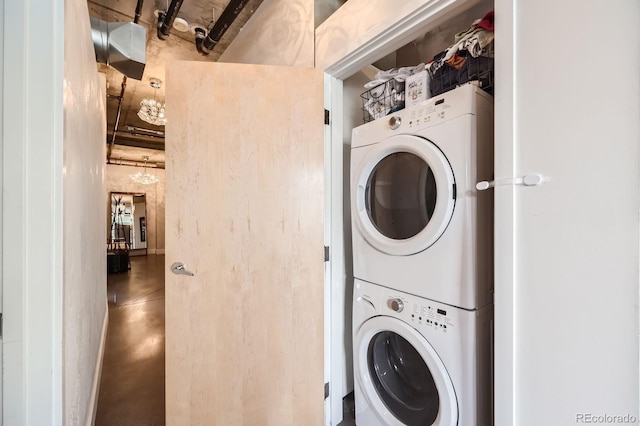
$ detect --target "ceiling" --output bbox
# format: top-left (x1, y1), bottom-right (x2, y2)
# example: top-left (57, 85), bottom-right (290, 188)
top-left (88, 0), bottom-right (265, 168)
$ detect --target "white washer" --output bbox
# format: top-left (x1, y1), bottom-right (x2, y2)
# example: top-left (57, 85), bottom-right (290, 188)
top-left (351, 83), bottom-right (494, 310)
top-left (353, 279), bottom-right (492, 426)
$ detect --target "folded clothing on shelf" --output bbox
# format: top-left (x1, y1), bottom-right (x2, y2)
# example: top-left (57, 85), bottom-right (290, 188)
top-left (427, 10), bottom-right (494, 97)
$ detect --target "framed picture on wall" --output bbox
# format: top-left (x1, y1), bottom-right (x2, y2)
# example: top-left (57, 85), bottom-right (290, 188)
top-left (140, 217), bottom-right (146, 242)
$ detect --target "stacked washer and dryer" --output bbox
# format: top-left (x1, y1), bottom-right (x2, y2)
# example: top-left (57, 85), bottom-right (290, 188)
top-left (350, 83), bottom-right (494, 425)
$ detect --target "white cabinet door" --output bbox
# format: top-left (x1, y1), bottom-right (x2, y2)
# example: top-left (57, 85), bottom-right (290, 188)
top-left (494, 1), bottom-right (640, 424)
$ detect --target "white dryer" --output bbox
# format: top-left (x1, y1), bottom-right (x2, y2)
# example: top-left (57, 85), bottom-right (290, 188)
top-left (350, 83), bottom-right (494, 310)
top-left (353, 279), bottom-right (492, 426)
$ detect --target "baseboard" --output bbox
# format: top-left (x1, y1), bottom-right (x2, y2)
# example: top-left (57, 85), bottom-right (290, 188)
top-left (147, 248), bottom-right (157, 254)
top-left (156, 249), bottom-right (165, 255)
top-left (86, 304), bottom-right (109, 426)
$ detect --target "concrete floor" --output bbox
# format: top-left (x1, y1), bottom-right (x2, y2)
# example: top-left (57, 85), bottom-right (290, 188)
top-left (96, 254), bottom-right (166, 426)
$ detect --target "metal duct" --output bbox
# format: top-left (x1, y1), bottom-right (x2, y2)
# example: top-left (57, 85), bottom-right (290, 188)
top-left (91, 16), bottom-right (147, 80)
top-left (157, 0), bottom-right (185, 40)
top-left (196, 0), bottom-right (249, 55)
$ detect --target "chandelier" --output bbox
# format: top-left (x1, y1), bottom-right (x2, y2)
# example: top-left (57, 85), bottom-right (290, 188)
top-left (129, 157), bottom-right (159, 185)
top-left (137, 78), bottom-right (166, 126)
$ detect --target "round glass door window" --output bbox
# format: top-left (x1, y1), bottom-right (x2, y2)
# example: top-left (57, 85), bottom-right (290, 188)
top-left (366, 152), bottom-right (437, 240)
top-left (368, 331), bottom-right (440, 425)
top-left (353, 134), bottom-right (455, 256)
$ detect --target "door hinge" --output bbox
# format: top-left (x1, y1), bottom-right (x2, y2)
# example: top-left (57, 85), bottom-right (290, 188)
top-left (324, 246), bottom-right (330, 262)
top-left (0, 313), bottom-right (3, 339)
top-left (324, 382), bottom-right (330, 399)
top-left (324, 109), bottom-right (330, 125)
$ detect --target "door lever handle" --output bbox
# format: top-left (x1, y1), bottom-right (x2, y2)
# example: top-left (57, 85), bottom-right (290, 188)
top-left (171, 262), bottom-right (194, 276)
top-left (476, 174), bottom-right (547, 191)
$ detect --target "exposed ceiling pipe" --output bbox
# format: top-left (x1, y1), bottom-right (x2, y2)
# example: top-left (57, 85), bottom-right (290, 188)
top-left (115, 128), bottom-right (164, 140)
top-left (133, 0), bottom-right (144, 23)
top-left (107, 0), bottom-right (145, 164)
top-left (124, 125), bottom-right (165, 138)
top-left (157, 0), bottom-right (185, 40)
top-left (196, 0), bottom-right (249, 55)
top-left (110, 158), bottom-right (165, 169)
top-left (107, 79), bottom-right (127, 162)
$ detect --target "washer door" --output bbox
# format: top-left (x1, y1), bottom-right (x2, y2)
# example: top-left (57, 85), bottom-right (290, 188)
top-left (355, 316), bottom-right (458, 426)
top-left (354, 135), bottom-right (455, 256)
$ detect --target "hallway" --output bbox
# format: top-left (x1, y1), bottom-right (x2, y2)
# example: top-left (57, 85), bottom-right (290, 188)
top-left (96, 254), bottom-right (166, 425)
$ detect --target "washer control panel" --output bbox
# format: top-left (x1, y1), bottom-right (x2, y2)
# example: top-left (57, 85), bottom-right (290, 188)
top-left (384, 293), bottom-right (455, 334)
top-left (410, 303), bottom-right (454, 332)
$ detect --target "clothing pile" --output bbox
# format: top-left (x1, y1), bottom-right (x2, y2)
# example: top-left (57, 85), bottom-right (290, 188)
top-left (361, 63), bottom-right (425, 121)
top-left (427, 10), bottom-right (494, 97)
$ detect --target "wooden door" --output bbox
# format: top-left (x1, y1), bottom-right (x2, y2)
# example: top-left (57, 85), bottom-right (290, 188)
top-left (165, 62), bottom-right (325, 425)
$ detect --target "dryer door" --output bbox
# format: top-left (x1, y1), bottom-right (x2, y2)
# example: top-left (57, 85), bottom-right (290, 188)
top-left (354, 134), bottom-right (455, 256)
top-left (355, 316), bottom-right (458, 426)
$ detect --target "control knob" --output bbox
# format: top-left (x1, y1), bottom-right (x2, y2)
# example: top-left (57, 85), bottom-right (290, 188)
top-left (388, 298), bottom-right (404, 312)
top-left (388, 116), bottom-right (402, 130)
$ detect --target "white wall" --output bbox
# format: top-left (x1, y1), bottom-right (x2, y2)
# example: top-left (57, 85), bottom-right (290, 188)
top-left (63, 0), bottom-right (109, 423)
top-left (106, 164), bottom-right (165, 253)
top-left (218, 0), bottom-right (314, 67)
top-left (494, 0), bottom-right (640, 424)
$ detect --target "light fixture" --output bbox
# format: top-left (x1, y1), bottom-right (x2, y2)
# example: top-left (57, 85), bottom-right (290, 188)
top-left (137, 78), bottom-right (166, 126)
top-left (129, 157), bottom-right (159, 185)
top-left (173, 17), bottom-right (190, 32)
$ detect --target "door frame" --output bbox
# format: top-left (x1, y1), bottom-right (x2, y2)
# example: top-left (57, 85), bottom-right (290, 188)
top-left (2, 0), bottom-right (65, 424)
top-left (319, 0), bottom-right (513, 423)
top-left (0, 0), bottom-right (3, 419)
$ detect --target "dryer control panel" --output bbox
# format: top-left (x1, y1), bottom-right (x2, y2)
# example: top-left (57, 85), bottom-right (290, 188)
top-left (351, 83), bottom-right (488, 149)
top-left (407, 100), bottom-right (453, 129)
